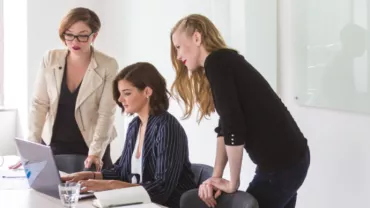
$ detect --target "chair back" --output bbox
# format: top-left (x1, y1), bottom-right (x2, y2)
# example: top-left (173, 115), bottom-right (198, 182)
top-left (191, 163), bottom-right (213, 186)
top-left (54, 154), bottom-right (96, 173)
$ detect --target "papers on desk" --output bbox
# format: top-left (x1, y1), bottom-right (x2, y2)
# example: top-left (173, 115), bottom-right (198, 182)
top-left (92, 186), bottom-right (161, 207)
top-left (0, 169), bottom-right (29, 190)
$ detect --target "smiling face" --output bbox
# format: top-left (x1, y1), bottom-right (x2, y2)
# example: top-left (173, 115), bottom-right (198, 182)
top-left (117, 79), bottom-right (152, 115)
top-left (171, 28), bottom-right (203, 71)
top-left (63, 21), bottom-right (97, 54)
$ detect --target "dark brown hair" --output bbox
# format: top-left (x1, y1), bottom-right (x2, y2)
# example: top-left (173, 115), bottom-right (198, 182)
top-left (170, 14), bottom-right (227, 122)
top-left (113, 62), bottom-right (170, 115)
top-left (59, 7), bottom-right (101, 41)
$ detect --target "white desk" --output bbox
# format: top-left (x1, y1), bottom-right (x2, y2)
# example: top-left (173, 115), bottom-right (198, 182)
top-left (0, 156), bottom-right (166, 208)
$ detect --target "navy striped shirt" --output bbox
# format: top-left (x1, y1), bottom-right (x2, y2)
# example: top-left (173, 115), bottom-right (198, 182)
top-left (102, 111), bottom-right (196, 207)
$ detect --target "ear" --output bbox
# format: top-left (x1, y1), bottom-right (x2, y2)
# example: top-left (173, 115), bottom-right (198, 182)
top-left (92, 32), bottom-right (98, 42)
top-left (193, 31), bottom-right (202, 47)
top-left (144, 87), bottom-right (153, 98)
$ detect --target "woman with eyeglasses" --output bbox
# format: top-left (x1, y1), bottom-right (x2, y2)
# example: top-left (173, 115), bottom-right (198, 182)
top-left (10, 7), bottom-right (118, 171)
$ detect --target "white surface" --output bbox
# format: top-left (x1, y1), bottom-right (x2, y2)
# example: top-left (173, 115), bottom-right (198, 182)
top-left (131, 129), bottom-right (143, 183)
top-left (279, 0), bottom-right (370, 207)
top-left (0, 109), bottom-right (17, 155)
top-left (93, 186), bottom-right (151, 207)
top-left (292, 0), bottom-right (370, 114)
top-left (0, 155), bottom-right (29, 190)
top-left (0, 156), bottom-right (166, 208)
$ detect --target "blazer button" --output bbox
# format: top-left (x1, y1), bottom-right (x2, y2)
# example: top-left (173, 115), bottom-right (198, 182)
top-left (58, 66), bottom-right (62, 70)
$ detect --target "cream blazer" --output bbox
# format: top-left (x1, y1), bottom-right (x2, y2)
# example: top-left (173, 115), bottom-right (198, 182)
top-left (28, 48), bottom-right (118, 159)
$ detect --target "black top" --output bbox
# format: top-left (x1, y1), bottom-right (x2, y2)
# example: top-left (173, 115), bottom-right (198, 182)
top-left (204, 48), bottom-right (308, 172)
top-left (102, 112), bottom-right (196, 208)
top-left (50, 64), bottom-right (88, 155)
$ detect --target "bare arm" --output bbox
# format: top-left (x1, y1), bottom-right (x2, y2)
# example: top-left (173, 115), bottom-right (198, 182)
top-left (225, 145), bottom-right (243, 189)
top-left (212, 136), bottom-right (228, 178)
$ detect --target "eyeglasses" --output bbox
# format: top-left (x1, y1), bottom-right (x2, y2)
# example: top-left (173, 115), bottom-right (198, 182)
top-left (63, 32), bottom-right (94, 42)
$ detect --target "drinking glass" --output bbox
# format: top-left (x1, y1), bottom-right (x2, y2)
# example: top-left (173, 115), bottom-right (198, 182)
top-left (58, 182), bottom-right (81, 208)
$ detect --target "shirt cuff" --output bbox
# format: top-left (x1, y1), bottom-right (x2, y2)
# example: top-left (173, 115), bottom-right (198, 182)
top-left (224, 132), bottom-right (245, 146)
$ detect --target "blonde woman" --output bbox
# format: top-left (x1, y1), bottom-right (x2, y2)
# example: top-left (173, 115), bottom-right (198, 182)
top-left (171, 14), bottom-right (310, 208)
top-left (10, 7), bottom-right (118, 171)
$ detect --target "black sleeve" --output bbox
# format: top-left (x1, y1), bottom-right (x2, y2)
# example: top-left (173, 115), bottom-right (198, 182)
top-left (206, 52), bottom-right (247, 146)
top-left (214, 118), bottom-right (224, 137)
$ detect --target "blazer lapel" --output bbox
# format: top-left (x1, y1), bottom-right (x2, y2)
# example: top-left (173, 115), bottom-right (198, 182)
top-left (142, 115), bottom-right (159, 172)
top-left (75, 54), bottom-right (103, 110)
top-left (122, 119), bottom-right (140, 180)
top-left (49, 50), bottom-right (68, 112)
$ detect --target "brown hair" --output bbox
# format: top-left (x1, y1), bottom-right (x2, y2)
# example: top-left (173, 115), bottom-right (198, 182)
top-left (170, 14), bottom-right (227, 122)
top-left (113, 62), bottom-right (170, 115)
top-left (59, 7), bottom-right (101, 41)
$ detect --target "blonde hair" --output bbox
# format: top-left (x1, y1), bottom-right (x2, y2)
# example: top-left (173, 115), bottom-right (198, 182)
top-left (170, 14), bottom-right (227, 122)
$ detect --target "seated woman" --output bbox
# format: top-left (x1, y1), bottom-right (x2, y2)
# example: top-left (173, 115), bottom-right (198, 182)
top-left (62, 62), bottom-right (196, 208)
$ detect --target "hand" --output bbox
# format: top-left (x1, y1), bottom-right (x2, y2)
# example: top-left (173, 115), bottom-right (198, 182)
top-left (8, 160), bottom-right (22, 169)
top-left (210, 178), bottom-right (239, 194)
top-left (61, 171), bottom-right (94, 183)
top-left (198, 177), bottom-right (222, 208)
top-left (78, 180), bottom-right (137, 193)
top-left (79, 179), bottom-right (112, 193)
top-left (84, 155), bottom-right (103, 171)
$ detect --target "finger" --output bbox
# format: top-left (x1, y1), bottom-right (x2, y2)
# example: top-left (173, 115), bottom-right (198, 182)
top-left (95, 160), bottom-right (102, 171)
top-left (198, 186), bottom-right (208, 206)
top-left (9, 163), bottom-right (21, 169)
top-left (214, 189), bottom-right (222, 199)
top-left (206, 184), bottom-right (217, 207)
top-left (60, 176), bottom-right (71, 182)
top-left (200, 186), bottom-right (212, 207)
top-left (198, 185), bottom-right (205, 199)
top-left (198, 186), bottom-right (202, 198)
top-left (84, 159), bottom-right (92, 168)
top-left (80, 186), bottom-right (88, 193)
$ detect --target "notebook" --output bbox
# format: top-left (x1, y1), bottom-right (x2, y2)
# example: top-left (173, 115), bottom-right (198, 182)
top-left (92, 186), bottom-right (162, 208)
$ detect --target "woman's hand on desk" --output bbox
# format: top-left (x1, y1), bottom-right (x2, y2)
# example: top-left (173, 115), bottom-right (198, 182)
top-left (61, 171), bottom-right (95, 182)
top-left (8, 160), bottom-right (22, 169)
top-left (78, 180), bottom-right (139, 193)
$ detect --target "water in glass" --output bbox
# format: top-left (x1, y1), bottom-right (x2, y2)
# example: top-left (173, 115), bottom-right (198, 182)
top-left (58, 182), bottom-right (80, 208)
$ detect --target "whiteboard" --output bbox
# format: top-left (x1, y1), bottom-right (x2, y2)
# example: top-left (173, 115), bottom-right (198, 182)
top-left (293, 0), bottom-right (370, 113)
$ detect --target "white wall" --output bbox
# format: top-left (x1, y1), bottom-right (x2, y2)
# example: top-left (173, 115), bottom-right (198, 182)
top-left (20, 0), bottom-right (278, 191)
top-left (100, 0), bottom-right (278, 190)
top-left (5, 0), bottom-right (370, 207)
top-left (3, 0), bottom-right (27, 138)
top-left (0, 0), bottom-right (4, 105)
top-left (0, 109), bottom-right (17, 155)
top-left (279, 0), bottom-right (370, 207)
